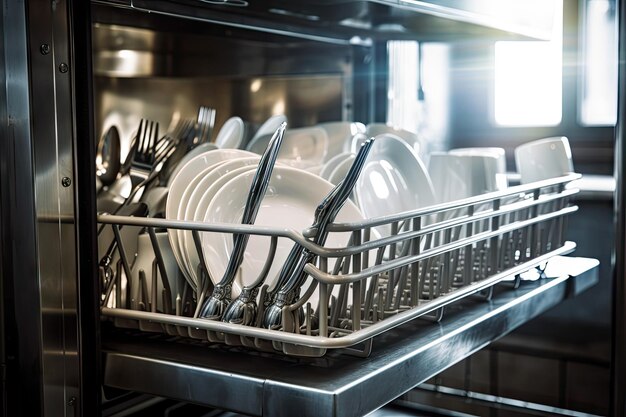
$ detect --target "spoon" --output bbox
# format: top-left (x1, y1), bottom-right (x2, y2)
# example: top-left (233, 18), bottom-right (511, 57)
top-left (96, 126), bottom-right (121, 187)
top-left (198, 122), bottom-right (287, 319)
top-left (261, 138), bottom-right (375, 330)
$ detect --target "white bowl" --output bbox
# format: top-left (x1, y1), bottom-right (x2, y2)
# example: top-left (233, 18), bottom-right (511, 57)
top-left (354, 134), bottom-right (435, 237)
top-left (514, 136), bottom-right (574, 184)
top-left (366, 123), bottom-right (422, 156)
top-left (327, 153), bottom-right (357, 186)
top-left (320, 152), bottom-right (355, 181)
top-left (247, 126), bottom-right (329, 167)
top-left (317, 121), bottom-right (366, 161)
top-left (248, 114), bottom-right (287, 145)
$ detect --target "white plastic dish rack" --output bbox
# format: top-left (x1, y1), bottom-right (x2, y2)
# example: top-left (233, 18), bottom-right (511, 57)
top-left (99, 173), bottom-right (580, 357)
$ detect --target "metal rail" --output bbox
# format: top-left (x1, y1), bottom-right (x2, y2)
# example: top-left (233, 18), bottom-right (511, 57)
top-left (100, 174), bottom-right (579, 356)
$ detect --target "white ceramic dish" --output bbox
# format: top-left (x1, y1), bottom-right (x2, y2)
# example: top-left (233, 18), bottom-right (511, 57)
top-left (166, 142), bottom-right (219, 186)
top-left (248, 114), bottom-right (287, 146)
top-left (514, 136), bottom-right (574, 184)
top-left (181, 157), bottom-right (261, 284)
top-left (192, 165), bottom-right (258, 227)
top-left (366, 123), bottom-right (422, 156)
top-left (175, 161), bottom-right (228, 281)
top-left (449, 147), bottom-right (507, 189)
top-left (215, 116), bottom-right (245, 149)
top-left (201, 166), bottom-right (364, 304)
top-left (354, 134), bottom-right (435, 236)
top-left (317, 121), bottom-right (366, 161)
top-left (247, 126), bottom-right (329, 169)
top-left (327, 153), bottom-right (357, 186)
top-left (320, 152), bottom-right (355, 181)
top-left (429, 152), bottom-right (504, 203)
top-left (166, 148), bottom-right (256, 288)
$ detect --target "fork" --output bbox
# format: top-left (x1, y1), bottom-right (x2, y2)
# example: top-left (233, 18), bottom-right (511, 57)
top-left (195, 106), bottom-right (216, 147)
top-left (127, 119), bottom-right (160, 187)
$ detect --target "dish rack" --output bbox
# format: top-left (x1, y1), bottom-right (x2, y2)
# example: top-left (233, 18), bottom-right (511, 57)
top-left (99, 173), bottom-right (580, 357)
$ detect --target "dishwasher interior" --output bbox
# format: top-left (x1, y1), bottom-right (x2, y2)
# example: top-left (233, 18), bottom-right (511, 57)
top-left (0, 1), bottom-right (613, 416)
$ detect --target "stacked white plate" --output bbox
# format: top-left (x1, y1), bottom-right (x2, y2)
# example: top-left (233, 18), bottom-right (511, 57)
top-left (166, 148), bottom-right (257, 290)
top-left (166, 146), bottom-right (365, 306)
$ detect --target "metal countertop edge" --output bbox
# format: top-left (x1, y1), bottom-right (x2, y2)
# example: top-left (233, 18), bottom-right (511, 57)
top-left (103, 257), bottom-right (599, 417)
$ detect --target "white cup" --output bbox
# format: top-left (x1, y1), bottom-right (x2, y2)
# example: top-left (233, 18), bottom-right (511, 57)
top-left (428, 152), bottom-right (504, 204)
top-left (514, 137), bottom-right (574, 184)
top-left (449, 147), bottom-right (507, 190)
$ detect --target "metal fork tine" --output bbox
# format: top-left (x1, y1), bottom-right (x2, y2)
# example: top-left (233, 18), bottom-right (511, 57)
top-left (136, 119), bottom-right (144, 155)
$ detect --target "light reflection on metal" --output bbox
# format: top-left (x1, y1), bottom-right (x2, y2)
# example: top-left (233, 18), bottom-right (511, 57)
top-left (94, 50), bottom-right (156, 77)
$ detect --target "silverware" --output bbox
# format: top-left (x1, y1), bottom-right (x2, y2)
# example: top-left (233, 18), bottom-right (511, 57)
top-left (196, 105), bottom-right (216, 146)
top-left (261, 137), bottom-right (375, 330)
top-left (99, 202), bottom-right (150, 307)
top-left (96, 125), bottom-right (121, 187)
top-left (198, 122), bottom-right (287, 319)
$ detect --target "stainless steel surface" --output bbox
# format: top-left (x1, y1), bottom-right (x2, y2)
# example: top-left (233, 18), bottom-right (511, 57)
top-left (92, 0), bottom-right (559, 42)
top-left (1, 0), bottom-right (90, 414)
top-left (27, 0), bottom-right (82, 414)
top-left (407, 384), bottom-right (603, 417)
top-left (0, 0), bottom-right (43, 414)
top-left (103, 256), bottom-right (599, 417)
top-left (613, 0), bottom-right (625, 414)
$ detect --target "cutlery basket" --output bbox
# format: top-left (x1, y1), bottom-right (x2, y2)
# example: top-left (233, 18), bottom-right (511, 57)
top-left (100, 174), bottom-right (580, 357)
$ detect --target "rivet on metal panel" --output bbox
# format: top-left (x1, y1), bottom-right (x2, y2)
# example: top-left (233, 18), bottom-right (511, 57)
top-left (61, 177), bottom-right (72, 187)
top-left (59, 63), bottom-right (69, 73)
top-left (40, 44), bottom-right (50, 55)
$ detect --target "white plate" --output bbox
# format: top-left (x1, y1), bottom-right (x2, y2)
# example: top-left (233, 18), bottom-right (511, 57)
top-left (166, 148), bottom-right (256, 289)
top-left (192, 165), bottom-right (258, 226)
top-left (181, 157), bottom-right (261, 284)
top-left (166, 142), bottom-right (219, 187)
top-left (320, 152), bottom-right (355, 181)
top-left (247, 126), bottom-right (329, 168)
top-left (328, 153), bottom-right (357, 186)
top-left (215, 116), bottom-right (245, 149)
top-left (248, 114), bottom-right (287, 145)
top-left (201, 166), bottom-right (364, 305)
top-left (354, 134), bottom-right (435, 236)
top-left (317, 121), bottom-right (365, 162)
top-left (366, 123), bottom-right (422, 156)
top-left (175, 161), bottom-right (229, 281)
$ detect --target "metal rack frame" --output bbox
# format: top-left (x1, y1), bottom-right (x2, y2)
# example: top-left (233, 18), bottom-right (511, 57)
top-left (99, 174), bottom-right (580, 357)
top-left (103, 256), bottom-right (600, 417)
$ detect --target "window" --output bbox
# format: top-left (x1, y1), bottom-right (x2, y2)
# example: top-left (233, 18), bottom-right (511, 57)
top-left (579, 0), bottom-right (617, 126)
top-left (494, 0), bottom-right (563, 126)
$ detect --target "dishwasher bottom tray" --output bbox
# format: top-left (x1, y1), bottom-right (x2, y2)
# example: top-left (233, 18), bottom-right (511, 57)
top-left (102, 255), bottom-right (599, 417)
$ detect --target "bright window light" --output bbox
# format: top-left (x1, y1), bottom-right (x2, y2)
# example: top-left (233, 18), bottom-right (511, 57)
top-left (494, 1), bottom-right (563, 126)
top-left (580, 0), bottom-right (617, 126)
